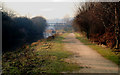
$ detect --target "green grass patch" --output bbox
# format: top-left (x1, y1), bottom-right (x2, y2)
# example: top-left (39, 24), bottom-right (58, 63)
top-left (2, 33), bottom-right (80, 74)
top-left (75, 32), bottom-right (120, 65)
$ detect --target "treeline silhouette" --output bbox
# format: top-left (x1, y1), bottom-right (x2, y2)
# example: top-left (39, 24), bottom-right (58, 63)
top-left (2, 7), bottom-right (47, 52)
top-left (73, 2), bottom-right (120, 48)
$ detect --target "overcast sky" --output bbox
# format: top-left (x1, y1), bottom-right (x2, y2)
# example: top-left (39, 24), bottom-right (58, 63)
top-left (3, 2), bottom-right (78, 19)
top-left (2, 0), bottom-right (119, 19)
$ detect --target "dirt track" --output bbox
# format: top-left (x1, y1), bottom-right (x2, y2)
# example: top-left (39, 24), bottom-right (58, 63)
top-left (63, 33), bottom-right (118, 73)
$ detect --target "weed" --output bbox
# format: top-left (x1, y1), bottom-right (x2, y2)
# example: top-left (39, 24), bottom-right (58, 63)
top-left (2, 33), bottom-right (80, 74)
top-left (75, 32), bottom-right (120, 65)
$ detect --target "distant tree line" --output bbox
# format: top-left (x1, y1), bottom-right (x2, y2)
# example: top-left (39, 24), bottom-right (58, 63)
top-left (2, 6), bottom-right (47, 52)
top-left (63, 20), bottom-right (73, 32)
top-left (63, 16), bottom-right (73, 32)
top-left (73, 2), bottom-right (120, 48)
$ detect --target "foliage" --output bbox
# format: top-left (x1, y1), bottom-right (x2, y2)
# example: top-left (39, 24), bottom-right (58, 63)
top-left (2, 7), bottom-right (47, 52)
top-left (2, 34), bottom-right (80, 74)
top-left (73, 2), bottom-right (120, 48)
top-left (31, 16), bottom-right (47, 36)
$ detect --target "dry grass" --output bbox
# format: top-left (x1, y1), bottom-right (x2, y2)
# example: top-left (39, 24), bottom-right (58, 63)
top-left (75, 32), bottom-right (120, 65)
top-left (2, 33), bottom-right (80, 74)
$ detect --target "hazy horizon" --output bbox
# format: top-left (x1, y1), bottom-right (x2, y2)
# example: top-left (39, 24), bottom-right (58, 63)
top-left (3, 2), bottom-right (79, 20)
top-left (2, 0), bottom-right (119, 19)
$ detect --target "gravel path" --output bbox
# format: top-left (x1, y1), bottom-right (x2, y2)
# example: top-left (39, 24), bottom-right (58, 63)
top-left (63, 33), bottom-right (118, 73)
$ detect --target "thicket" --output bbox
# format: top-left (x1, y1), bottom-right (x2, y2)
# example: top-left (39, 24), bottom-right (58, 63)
top-left (2, 6), bottom-right (47, 52)
top-left (73, 2), bottom-right (120, 48)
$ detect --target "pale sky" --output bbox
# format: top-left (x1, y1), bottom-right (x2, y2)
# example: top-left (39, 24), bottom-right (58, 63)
top-left (2, 0), bottom-right (119, 19)
top-left (3, 2), bottom-right (78, 19)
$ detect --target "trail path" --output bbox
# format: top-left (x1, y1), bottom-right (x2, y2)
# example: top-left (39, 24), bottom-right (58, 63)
top-left (63, 33), bottom-right (118, 73)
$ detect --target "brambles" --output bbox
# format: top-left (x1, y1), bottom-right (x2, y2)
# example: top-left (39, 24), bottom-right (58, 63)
top-left (73, 2), bottom-right (120, 49)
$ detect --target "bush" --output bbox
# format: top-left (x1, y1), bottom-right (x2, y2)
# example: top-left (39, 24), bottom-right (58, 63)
top-left (2, 7), bottom-right (47, 52)
top-left (73, 2), bottom-right (120, 48)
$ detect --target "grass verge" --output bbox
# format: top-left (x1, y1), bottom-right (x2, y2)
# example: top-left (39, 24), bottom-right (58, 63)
top-left (2, 33), bottom-right (80, 74)
top-left (75, 32), bottom-right (120, 65)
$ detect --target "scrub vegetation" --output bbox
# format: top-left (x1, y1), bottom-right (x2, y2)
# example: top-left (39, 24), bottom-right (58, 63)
top-left (2, 34), bottom-right (80, 74)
